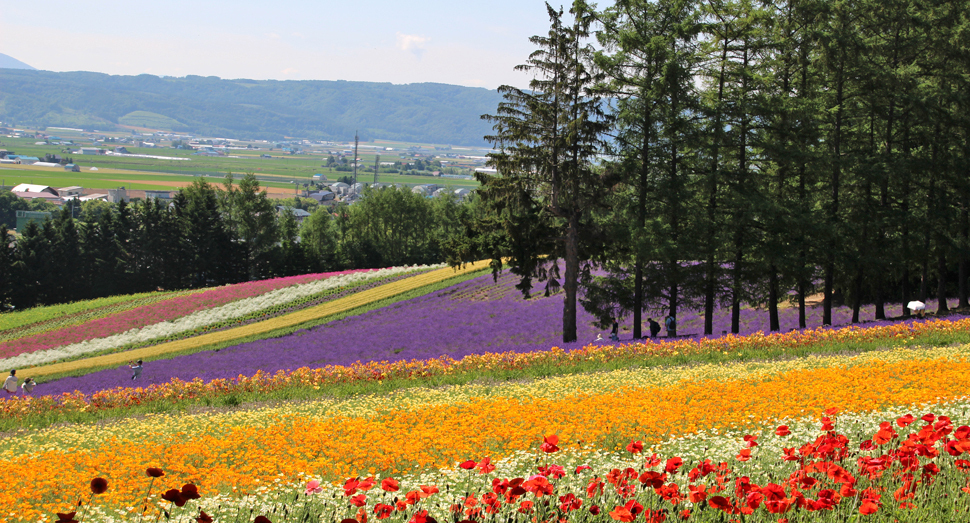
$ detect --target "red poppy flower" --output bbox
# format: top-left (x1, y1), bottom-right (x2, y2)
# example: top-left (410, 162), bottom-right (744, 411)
top-left (55, 512), bottom-right (78, 523)
top-left (897, 414), bottom-right (915, 427)
top-left (559, 493), bottom-right (582, 512)
top-left (922, 413), bottom-right (936, 423)
top-left (409, 509), bottom-right (429, 523)
top-left (373, 504), bottom-right (394, 520)
top-left (626, 440), bottom-right (644, 454)
top-left (576, 465), bottom-right (592, 474)
top-left (477, 456), bottom-right (495, 474)
top-left (518, 501), bottom-right (534, 514)
top-left (350, 494), bottom-right (368, 507)
top-left (180, 484), bottom-right (200, 500)
top-left (589, 505), bottom-right (601, 515)
top-left (381, 478), bottom-right (399, 492)
top-left (859, 499), bottom-right (880, 515)
top-left (343, 477), bottom-right (361, 496)
top-left (775, 425), bottom-right (791, 437)
top-left (540, 434), bottom-right (560, 453)
top-left (459, 460), bottom-right (477, 470)
top-left (146, 467), bottom-right (164, 478)
top-left (162, 489), bottom-right (186, 507)
top-left (688, 484), bottom-right (708, 503)
top-left (196, 511), bottom-right (213, 523)
top-left (956, 426), bottom-right (970, 439)
top-left (824, 407), bottom-right (839, 416)
top-left (743, 434), bottom-right (758, 447)
top-left (736, 448), bottom-right (752, 462)
top-left (254, 517), bottom-right (272, 523)
top-left (419, 485), bottom-right (439, 497)
top-left (90, 478), bottom-right (108, 494)
top-left (664, 457), bottom-right (684, 474)
top-left (639, 471), bottom-right (665, 488)
top-left (708, 496), bottom-right (733, 513)
top-left (609, 505), bottom-right (634, 522)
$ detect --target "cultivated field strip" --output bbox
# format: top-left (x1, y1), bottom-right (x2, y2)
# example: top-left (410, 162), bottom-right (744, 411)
top-left (0, 290), bottom-right (198, 341)
top-left (21, 261), bottom-right (490, 378)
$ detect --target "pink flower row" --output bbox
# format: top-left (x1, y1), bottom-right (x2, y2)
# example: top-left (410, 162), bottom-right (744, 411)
top-left (0, 270), bottom-right (373, 359)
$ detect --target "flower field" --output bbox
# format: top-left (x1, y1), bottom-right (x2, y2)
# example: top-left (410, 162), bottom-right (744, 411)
top-left (0, 266), bottom-right (439, 371)
top-left (0, 270), bottom-right (381, 365)
top-left (26, 268), bottom-right (966, 395)
top-left (4, 265), bottom-right (970, 522)
top-left (4, 342), bottom-right (970, 521)
top-left (16, 261), bottom-right (484, 380)
top-left (0, 289), bottom-right (199, 341)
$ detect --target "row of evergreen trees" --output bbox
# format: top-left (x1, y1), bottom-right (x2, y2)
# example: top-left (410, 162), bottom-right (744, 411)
top-left (455, 0), bottom-right (970, 341)
top-left (0, 174), bottom-right (469, 309)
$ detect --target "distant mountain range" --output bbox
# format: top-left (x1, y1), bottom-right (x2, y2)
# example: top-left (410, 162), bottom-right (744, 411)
top-left (0, 66), bottom-right (504, 145)
top-left (0, 53), bottom-right (35, 70)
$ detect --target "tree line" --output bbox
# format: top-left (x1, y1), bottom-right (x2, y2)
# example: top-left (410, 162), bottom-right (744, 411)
top-left (0, 174), bottom-right (469, 309)
top-left (451, 0), bottom-right (970, 342)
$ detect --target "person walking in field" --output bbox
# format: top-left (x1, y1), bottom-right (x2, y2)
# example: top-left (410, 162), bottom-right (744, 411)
top-left (665, 314), bottom-right (676, 338)
top-left (648, 318), bottom-right (661, 338)
top-left (3, 370), bottom-right (17, 394)
top-left (129, 360), bottom-right (143, 380)
top-left (610, 319), bottom-right (619, 341)
top-left (21, 377), bottom-right (35, 395)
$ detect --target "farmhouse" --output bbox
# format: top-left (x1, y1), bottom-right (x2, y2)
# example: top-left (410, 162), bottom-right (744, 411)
top-left (79, 147), bottom-right (101, 155)
top-left (276, 206), bottom-right (312, 224)
top-left (64, 163), bottom-right (80, 172)
top-left (58, 186), bottom-right (83, 198)
top-left (10, 184), bottom-right (63, 203)
top-left (308, 191), bottom-right (335, 202)
top-left (145, 190), bottom-right (173, 200)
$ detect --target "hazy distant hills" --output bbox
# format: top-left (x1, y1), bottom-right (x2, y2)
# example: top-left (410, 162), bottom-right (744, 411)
top-left (0, 68), bottom-right (504, 145)
top-left (0, 54), bottom-right (35, 70)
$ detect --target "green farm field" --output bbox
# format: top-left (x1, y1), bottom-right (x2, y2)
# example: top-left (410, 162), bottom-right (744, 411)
top-left (0, 136), bottom-right (480, 194)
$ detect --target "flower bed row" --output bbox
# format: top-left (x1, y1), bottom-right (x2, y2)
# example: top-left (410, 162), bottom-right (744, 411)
top-left (0, 266), bottom-right (436, 370)
top-left (0, 270), bottom-right (372, 361)
top-left (0, 290), bottom-right (200, 344)
top-left (17, 261), bottom-right (490, 379)
top-left (0, 288), bottom-right (195, 338)
top-left (3, 344), bottom-right (969, 519)
top-left (49, 403), bottom-right (970, 522)
top-left (8, 315), bottom-right (969, 417)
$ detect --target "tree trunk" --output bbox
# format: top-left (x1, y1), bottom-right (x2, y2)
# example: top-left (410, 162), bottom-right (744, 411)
top-left (852, 269), bottom-right (862, 323)
top-left (562, 214), bottom-right (579, 343)
top-left (769, 268), bottom-right (780, 331)
top-left (938, 250), bottom-right (949, 314)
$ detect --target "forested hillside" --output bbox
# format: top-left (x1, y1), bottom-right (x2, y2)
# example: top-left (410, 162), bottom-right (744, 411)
top-left (0, 69), bottom-right (502, 145)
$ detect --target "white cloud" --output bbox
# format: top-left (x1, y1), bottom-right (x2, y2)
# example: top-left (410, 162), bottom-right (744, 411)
top-left (396, 32), bottom-right (430, 60)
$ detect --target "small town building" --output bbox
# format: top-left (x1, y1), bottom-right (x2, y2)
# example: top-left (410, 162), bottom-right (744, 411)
top-left (145, 190), bottom-right (173, 200)
top-left (58, 186), bottom-right (84, 198)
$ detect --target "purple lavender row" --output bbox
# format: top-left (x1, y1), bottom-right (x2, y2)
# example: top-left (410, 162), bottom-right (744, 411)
top-left (36, 270), bottom-right (964, 396)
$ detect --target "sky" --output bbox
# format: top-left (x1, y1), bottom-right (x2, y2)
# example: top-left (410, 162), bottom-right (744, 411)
top-left (0, 0), bottom-right (605, 90)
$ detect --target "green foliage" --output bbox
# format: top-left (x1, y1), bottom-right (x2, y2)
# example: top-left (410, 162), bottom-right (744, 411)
top-left (469, 1), bottom-right (612, 343)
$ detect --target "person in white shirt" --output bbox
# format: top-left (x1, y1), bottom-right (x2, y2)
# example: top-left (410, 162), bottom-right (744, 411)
top-left (130, 360), bottom-right (143, 380)
top-left (21, 377), bottom-right (35, 395)
top-left (3, 370), bottom-right (17, 394)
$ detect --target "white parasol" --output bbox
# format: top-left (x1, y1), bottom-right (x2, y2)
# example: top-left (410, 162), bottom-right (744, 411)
top-left (907, 300), bottom-right (925, 311)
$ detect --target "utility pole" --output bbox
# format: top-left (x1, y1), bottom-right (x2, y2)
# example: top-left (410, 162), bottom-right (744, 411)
top-left (373, 154), bottom-right (380, 184)
top-left (352, 131), bottom-right (359, 187)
